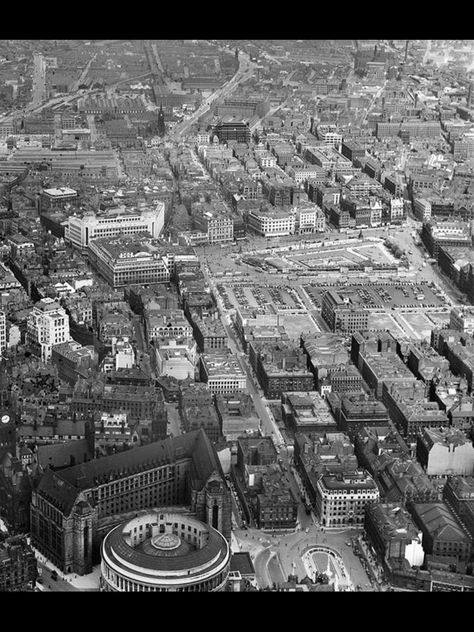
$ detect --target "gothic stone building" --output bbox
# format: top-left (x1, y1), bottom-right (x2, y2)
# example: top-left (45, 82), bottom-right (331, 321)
top-left (30, 428), bottom-right (231, 575)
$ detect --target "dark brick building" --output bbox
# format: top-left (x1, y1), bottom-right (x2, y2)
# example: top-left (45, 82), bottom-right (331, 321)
top-left (30, 429), bottom-right (231, 575)
top-left (249, 342), bottom-right (314, 399)
top-left (0, 535), bottom-right (38, 591)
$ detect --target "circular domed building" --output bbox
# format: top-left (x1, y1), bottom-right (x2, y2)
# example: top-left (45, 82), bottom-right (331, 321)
top-left (100, 511), bottom-right (231, 592)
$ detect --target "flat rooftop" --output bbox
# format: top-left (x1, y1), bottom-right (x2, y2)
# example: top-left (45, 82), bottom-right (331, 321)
top-left (43, 186), bottom-right (77, 196)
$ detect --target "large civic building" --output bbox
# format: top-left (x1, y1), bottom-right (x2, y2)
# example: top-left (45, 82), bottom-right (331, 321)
top-left (100, 511), bottom-right (230, 592)
top-left (65, 203), bottom-right (165, 250)
top-left (30, 428), bottom-right (231, 575)
top-left (87, 235), bottom-right (171, 287)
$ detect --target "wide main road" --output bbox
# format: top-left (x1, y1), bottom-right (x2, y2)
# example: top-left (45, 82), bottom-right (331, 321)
top-left (31, 53), bottom-right (47, 108)
top-left (200, 260), bottom-right (285, 447)
top-left (170, 50), bottom-right (256, 140)
top-left (223, 311), bottom-right (285, 448)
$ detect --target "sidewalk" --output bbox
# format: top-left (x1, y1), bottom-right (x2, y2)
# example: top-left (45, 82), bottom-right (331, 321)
top-left (33, 547), bottom-right (101, 591)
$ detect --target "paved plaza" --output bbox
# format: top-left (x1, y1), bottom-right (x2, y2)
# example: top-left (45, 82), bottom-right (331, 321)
top-left (232, 523), bottom-right (375, 591)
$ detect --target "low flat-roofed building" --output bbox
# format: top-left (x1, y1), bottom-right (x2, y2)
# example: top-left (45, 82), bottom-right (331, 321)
top-left (94, 411), bottom-right (138, 450)
top-left (351, 330), bottom-right (400, 369)
top-left (51, 340), bottom-right (97, 385)
top-left (179, 383), bottom-right (222, 443)
top-left (334, 393), bottom-right (390, 439)
top-left (145, 308), bottom-right (192, 342)
top-left (281, 391), bottom-right (337, 435)
top-left (236, 436), bottom-right (278, 475)
top-left (444, 475), bottom-right (474, 507)
top-left (190, 313), bottom-right (227, 352)
top-left (214, 392), bottom-right (260, 442)
top-left (360, 351), bottom-right (418, 400)
top-left (242, 324), bottom-right (290, 353)
top-left (229, 551), bottom-right (256, 585)
top-left (365, 502), bottom-right (425, 568)
top-left (249, 341), bottom-right (314, 399)
top-left (315, 470), bottom-right (379, 529)
top-left (409, 502), bottom-right (473, 562)
top-left (406, 342), bottom-right (451, 385)
top-left (320, 365), bottom-right (363, 395)
top-left (446, 395), bottom-right (474, 429)
top-left (382, 381), bottom-right (449, 444)
top-left (71, 381), bottom-right (166, 441)
top-left (155, 336), bottom-right (196, 381)
top-left (294, 431), bottom-right (358, 507)
top-left (199, 349), bottom-right (247, 395)
top-left (450, 306), bottom-right (474, 335)
top-left (421, 219), bottom-right (472, 259)
top-left (417, 427), bottom-right (474, 477)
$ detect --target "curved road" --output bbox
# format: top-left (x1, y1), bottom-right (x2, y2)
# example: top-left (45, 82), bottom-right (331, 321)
top-left (170, 50), bottom-right (256, 140)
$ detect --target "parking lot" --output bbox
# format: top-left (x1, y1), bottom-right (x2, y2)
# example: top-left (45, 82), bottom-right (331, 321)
top-left (303, 281), bottom-right (445, 311)
top-left (216, 282), bottom-right (304, 312)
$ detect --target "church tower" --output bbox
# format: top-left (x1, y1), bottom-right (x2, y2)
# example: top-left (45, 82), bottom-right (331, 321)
top-left (157, 103), bottom-right (165, 137)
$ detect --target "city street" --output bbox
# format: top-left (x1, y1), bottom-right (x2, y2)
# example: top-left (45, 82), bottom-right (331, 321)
top-left (170, 50), bottom-right (256, 140)
top-left (31, 52), bottom-right (46, 108)
top-left (234, 523), bottom-right (374, 591)
top-left (37, 561), bottom-right (78, 592)
top-left (222, 311), bottom-right (285, 446)
top-left (199, 259), bottom-right (285, 446)
top-left (388, 217), bottom-right (464, 304)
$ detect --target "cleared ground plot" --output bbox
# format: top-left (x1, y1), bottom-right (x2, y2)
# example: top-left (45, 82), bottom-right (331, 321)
top-left (279, 312), bottom-right (320, 338)
top-left (397, 311), bottom-right (450, 341)
top-left (368, 312), bottom-right (407, 338)
top-left (426, 311), bottom-right (451, 329)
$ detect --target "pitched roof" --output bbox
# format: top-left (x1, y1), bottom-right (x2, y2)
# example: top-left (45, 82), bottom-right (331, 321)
top-left (413, 502), bottom-right (472, 543)
top-left (35, 429), bottom-right (223, 516)
top-left (36, 439), bottom-right (92, 471)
